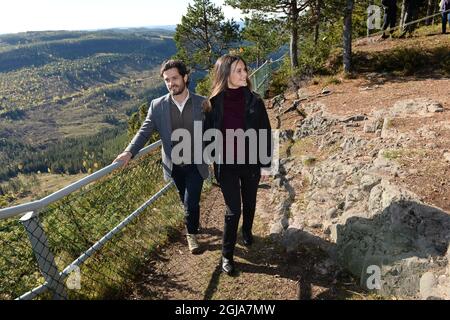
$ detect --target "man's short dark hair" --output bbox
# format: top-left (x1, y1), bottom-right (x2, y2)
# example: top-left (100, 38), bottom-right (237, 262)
top-left (160, 59), bottom-right (189, 78)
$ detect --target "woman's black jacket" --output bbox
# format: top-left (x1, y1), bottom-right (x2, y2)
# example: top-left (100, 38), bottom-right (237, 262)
top-left (202, 86), bottom-right (273, 173)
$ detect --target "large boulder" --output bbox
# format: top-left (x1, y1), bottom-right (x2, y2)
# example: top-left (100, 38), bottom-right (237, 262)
top-left (336, 185), bottom-right (450, 298)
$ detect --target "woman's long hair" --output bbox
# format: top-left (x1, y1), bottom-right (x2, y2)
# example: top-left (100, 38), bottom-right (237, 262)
top-left (203, 54), bottom-right (252, 112)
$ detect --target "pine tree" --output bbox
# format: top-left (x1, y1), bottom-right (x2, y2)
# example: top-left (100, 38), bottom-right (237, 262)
top-left (343, 0), bottom-right (354, 74)
top-left (174, 0), bottom-right (240, 70)
top-left (241, 13), bottom-right (286, 67)
top-left (226, 0), bottom-right (311, 70)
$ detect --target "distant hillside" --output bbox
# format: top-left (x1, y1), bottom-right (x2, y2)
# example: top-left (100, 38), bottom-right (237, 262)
top-left (0, 32), bottom-right (174, 73)
top-left (0, 29), bottom-right (174, 46)
top-left (0, 29), bottom-right (177, 182)
top-left (0, 30), bottom-right (176, 113)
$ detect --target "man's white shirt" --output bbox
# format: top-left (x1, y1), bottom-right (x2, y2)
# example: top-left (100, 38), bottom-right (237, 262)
top-left (171, 90), bottom-right (190, 113)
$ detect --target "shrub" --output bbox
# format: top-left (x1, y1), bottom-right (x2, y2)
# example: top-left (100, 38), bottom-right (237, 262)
top-left (195, 72), bottom-right (212, 98)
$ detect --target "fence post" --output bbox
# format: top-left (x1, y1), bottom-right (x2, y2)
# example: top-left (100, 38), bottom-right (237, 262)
top-left (20, 211), bottom-right (68, 300)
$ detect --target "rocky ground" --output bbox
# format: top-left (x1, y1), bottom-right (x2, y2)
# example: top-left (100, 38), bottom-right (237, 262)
top-left (265, 71), bottom-right (450, 299)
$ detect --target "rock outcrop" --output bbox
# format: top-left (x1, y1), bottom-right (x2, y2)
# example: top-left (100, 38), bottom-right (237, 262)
top-left (268, 98), bottom-right (450, 299)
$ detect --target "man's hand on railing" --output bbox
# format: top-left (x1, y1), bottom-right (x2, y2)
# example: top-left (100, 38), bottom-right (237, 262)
top-left (113, 151), bottom-right (132, 166)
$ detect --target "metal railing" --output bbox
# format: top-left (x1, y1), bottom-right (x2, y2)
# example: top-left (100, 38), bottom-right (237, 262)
top-left (249, 55), bottom-right (286, 97)
top-left (0, 140), bottom-right (185, 299)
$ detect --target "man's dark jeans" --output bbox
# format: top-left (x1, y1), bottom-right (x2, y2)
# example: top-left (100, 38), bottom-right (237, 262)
top-left (217, 165), bottom-right (261, 260)
top-left (171, 164), bottom-right (204, 234)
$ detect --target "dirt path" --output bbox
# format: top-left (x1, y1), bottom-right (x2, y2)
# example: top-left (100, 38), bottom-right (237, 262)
top-left (125, 184), bottom-right (297, 300)
top-left (125, 181), bottom-right (372, 300)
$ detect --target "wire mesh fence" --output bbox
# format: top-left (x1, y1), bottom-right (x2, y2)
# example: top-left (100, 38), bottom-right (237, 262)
top-left (0, 218), bottom-right (43, 299)
top-left (0, 148), bottom-right (184, 299)
top-left (250, 56), bottom-right (286, 98)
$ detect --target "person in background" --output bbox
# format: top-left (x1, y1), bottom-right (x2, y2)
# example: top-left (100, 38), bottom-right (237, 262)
top-left (399, 0), bottom-right (419, 38)
top-left (440, 0), bottom-right (450, 34)
top-left (380, 0), bottom-right (398, 39)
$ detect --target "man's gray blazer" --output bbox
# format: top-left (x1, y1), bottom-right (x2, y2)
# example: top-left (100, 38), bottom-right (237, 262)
top-left (125, 92), bottom-right (209, 181)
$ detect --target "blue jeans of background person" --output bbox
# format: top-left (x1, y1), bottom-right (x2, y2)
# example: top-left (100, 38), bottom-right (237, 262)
top-left (171, 164), bottom-right (204, 234)
top-left (443, 12), bottom-right (450, 33)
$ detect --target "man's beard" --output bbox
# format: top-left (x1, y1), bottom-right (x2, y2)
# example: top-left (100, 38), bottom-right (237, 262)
top-left (170, 83), bottom-right (186, 96)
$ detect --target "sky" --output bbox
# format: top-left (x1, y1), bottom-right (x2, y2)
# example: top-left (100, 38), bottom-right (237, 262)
top-left (0, 0), bottom-right (246, 35)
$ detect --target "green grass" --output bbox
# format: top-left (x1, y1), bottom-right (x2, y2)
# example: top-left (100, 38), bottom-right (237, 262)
top-left (302, 156), bottom-right (317, 166)
top-left (0, 172), bottom-right (89, 207)
top-left (324, 76), bottom-right (342, 85)
top-left (324, 24), bottom-right (450, 77)
top-left (382, 148), bottom-right (427, 161)
top-left (353, 45), bottom-right (450, 76)
top-left (382, 149), bottom-right (403, 160)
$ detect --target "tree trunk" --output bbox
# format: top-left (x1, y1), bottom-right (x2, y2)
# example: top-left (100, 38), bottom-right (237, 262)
top-left (426, 0), bottom-right (435, 25)
top-left (290, 26), bottom-right (299, 69)
top-left (432, 0), bottom-right (439, 24)
top-left (289, 0), bottom-right (299, 69)
top-left (400, 0), bottom-right (406, 29)
top-left (256, 43), bottom-right (260, 68)
top-left (202, 2), bottom-right (212, 68)
top-left (343, 0), bottom-right (354, 74)
top-left (314, 0), bottom-right (322, 45)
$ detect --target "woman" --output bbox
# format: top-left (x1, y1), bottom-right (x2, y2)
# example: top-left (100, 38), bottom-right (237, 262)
top-left (203, 54), bottom-right (272, 275)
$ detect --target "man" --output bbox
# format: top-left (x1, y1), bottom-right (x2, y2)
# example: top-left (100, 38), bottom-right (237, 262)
top-left (399, 0), bottom-right (419, 38)
top-left (113, 60), bottom-right (208, 254)
top-left (380, 0), bottom-right (398, 39)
